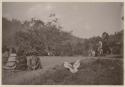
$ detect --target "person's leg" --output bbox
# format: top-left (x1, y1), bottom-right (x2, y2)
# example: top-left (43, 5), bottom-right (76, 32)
top-left (26, 56), bottom-right (31, 70)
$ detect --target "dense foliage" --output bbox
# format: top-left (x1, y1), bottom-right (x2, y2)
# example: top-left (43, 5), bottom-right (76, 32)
top-left (2, 16), bottom-right (123, 56)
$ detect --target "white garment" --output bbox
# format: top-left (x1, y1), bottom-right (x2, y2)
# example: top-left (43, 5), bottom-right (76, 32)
top-left (8, 53), bottom-right (17, 62)
top-left (10, 53), bottom-right (16, 57)
top-left (64, 60), bottom-right (80, 73)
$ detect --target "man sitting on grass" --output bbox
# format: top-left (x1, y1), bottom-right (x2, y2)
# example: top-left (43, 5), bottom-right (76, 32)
top-left (26, 50), bottom-right (42, 70)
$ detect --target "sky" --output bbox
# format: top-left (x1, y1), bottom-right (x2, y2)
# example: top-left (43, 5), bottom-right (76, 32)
top-left (2, 2), bottom-right (124, 38)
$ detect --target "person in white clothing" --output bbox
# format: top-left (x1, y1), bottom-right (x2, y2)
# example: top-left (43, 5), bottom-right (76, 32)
top-left (3, 48), bottom-right (17, 70)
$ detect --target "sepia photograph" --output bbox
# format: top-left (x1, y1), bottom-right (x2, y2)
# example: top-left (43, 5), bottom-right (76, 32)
top-left (2, 2), bottom-right (124, 85)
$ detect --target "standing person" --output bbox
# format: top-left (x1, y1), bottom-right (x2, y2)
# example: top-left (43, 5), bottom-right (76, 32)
top-left (88, 48), bottom-right (96, 57)
top-left (91, 49), bottom-right (96, 57)
top-left (3, 48), bottom-right (17, 70)
top-left (97, 41), bottom-right (103, 56)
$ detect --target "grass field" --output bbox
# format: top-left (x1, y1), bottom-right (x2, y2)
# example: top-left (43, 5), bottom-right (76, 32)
top-left (2, 56), bottom-right (123, 85)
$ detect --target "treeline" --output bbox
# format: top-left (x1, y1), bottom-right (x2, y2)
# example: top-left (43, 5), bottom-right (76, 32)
top-left (2, 16), bottom-right (123, 56)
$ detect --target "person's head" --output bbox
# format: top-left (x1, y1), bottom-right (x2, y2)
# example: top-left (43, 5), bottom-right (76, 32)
top-left (26, 51), bottom-right (31, 56)
top-left (6, 48), bottom-right (9, 52)
top-left (26, 50), bottom-right (37, 56)
top-left (11, 48), bottom-right (16, 53)
top-left (99, 41), bottom-right (102, 44)
top-left (31, 51), bottom-right (38, 56)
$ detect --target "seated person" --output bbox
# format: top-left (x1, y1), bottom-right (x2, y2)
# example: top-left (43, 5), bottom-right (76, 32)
top-left (26, 50), bottom-right (42, 70)
top-left (3, 48), bottom-right (17, 70)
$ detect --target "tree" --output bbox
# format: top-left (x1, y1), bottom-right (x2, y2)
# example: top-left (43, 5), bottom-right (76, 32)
top-left (15, 14), bottom-right (74, 56)
top-left (102, 32), bottom-right (109, 41)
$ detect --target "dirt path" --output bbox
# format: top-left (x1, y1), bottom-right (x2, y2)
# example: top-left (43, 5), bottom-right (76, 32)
top-left (2, 56), bottom-right (123, 84)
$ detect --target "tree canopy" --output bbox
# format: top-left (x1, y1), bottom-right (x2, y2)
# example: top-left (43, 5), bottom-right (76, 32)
top-left (2, 15), bottom-right (123, 56)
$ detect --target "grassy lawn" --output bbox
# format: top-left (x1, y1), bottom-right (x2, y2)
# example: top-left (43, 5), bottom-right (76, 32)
top-left (2, 56), bottom-right (123, 85)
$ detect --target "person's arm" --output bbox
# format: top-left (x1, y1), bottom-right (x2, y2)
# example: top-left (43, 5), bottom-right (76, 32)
top-left (16, 58), bottom-right (19, 63)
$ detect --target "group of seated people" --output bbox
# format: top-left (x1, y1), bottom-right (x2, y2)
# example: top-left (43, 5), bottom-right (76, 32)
top-left (3, 48), bottom-right (42, 71)
top-left (88, 41), bottom-right (103, 57)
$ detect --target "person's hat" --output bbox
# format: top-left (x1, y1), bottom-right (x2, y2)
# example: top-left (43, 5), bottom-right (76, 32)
top-left (26, 49), bottom-right (37, 56)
